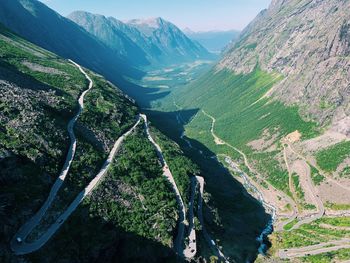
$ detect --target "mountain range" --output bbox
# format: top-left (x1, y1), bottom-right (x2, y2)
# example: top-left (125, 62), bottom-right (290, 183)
top-left (184, 29), bottom-right (240, 53)
top-left (1, 0), bottom-right (350, 262)
top-left (68, 12), bottom-right (214, 67)
top-left (0, 0), bottom-right (214, 83)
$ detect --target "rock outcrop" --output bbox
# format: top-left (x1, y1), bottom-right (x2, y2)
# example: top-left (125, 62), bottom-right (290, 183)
top-left (218, 0), bottom-right (350, 131)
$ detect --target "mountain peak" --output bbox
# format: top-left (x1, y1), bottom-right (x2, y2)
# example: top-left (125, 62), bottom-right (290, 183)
top-left (127, 17), bottom-right (167, 29)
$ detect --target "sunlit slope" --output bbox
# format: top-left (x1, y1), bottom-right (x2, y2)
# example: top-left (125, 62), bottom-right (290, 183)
top-left (175, 68), bottom-right (319, 149)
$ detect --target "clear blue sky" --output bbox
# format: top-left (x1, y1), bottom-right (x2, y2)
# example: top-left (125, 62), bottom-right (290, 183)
top-left (39, 0), bottom-right (271, 31)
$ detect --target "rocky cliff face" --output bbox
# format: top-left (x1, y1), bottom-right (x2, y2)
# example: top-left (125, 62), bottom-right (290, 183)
top-left (218, 0), bottom-right (350, 133)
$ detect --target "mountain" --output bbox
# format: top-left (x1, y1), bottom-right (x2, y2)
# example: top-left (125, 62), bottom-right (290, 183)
top-left (66, 11), bottom-right (150, 67)
top-left (170, 0), bottom-right (350, 261)
top-left (0, 19), bottom-right (269, 263)
top-left (185, 29), bottom-right (240, 53)
top-left (219, 0), bottom-right (350, 129)
top-left (0, 23), bottom-right (198, 262)
top-left (0, 0), bottom-right (143, 82)
top-left (69, 12), bottom-right (215, 67)
top-left (127, 17), bottom-right (215, 65)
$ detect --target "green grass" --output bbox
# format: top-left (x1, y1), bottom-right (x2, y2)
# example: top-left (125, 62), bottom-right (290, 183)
top-left (301, 248), bottom-right (350, 262)
top-left (252, 151), bottom-right (290, 194)
top-left (325, 201), bottom-right (350, 211)
top-left (283, 219), bottom-right (298, 231)
top-left (184, 111), bottom-right (242, 160)
top-left (274, 217), bottom-right (350, 249)
top-left (340, 166), bottom-right (350, 178)
top-left (172, 68), bottom-right (319, 196)
top-left (175, 68), bottom-right (319, 149)
top-left (316, 140), bottom-right (350, 172)
top-left (310, 166), bottom-right (325, 185)
top-left (292, 173), bottom-right (305, 200)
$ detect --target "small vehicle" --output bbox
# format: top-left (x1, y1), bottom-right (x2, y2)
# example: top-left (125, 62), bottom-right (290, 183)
top-left (16, 237), bottom-right (23, 243)
top-left (58, 219), bottom-right (64, 224)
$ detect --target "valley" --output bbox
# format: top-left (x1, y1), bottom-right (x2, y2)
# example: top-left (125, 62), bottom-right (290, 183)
top-left (1, 0), bottom-right (350, 262)
top-left (130, 33), bottom-right (350, 262)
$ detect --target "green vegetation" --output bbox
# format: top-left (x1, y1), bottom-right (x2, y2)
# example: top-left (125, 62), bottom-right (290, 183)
top-left (150, 126), bottom-right (199, 204)
top-left (283, 219), bottom-right (298, 231)
top-left (325, 201), bottom-right (350, 211)
top-left (184, 111), bottom-right (242, 160)
top-left (301, 248), bottom-right (350, 263)
top-left (340, 166), bottom-right (350, 178)
top-left (176, 68), bottom-right (319, 149)
top-left (173, 68), bottom-right (319, 196)
top-left (319, 98), bottom-right (335, 110)
top-left (316, 140), bottom-right (350, 172)
top-left (291, 172), bottom-right (315, 210)
top-left (244, 43), bottom-right (258, 50)
top-left (292, 173), bottom-right (305, 200)
top-left (88, 127), bottom-right (178, 246)
top-left (310, 166), bottom-right (325, 185)
top-left (252, 151), bottom-right (290, 194)
top-left (274, 217), bottom-right (350, 249)
top-left (79, 73), bottom-right (138, 144)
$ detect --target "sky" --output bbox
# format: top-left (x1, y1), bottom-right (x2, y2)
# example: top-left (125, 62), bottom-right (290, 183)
top-left (38, 0), bottom-right (271, 31)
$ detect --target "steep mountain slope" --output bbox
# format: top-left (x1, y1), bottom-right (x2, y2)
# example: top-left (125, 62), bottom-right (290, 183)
top-left (184, 29), bottom-right (240, 53)
top-left (126, 17), bottom-right (215, 65)
top-left (0, 0), bottom-right (142, 82)
top-left (0, 24), bottom-right (197, 262)
top-left (169, 0), bottom-right (350, 261)
top-left (67, 11), bottom-right (150, 67)
top-left (69, 12), bottom-right (215, 67)
top-left (219, 0), bottom-right (350, 129)
top-left (0, 22), bottom-right (271, 263)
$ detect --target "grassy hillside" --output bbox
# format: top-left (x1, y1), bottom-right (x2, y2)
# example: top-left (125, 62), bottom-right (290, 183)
top-left (172, 68), bottom-right (319, 195)
top-left (176, 69), bottom-right (318, 148)
top-left (316, 140), bottom-right (350, 172)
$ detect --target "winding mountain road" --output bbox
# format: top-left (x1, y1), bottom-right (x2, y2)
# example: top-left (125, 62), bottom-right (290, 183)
top-left (183, 177), bottom-right (197, 259)
top-left (195, 176), bottom-right (229, 263)
top-left (281, 141), bottom-right (326, 230)
top-left (11, 60), bottom-right (94, 254)
top-left (278, 238), bottom-right (350, 259)
top-left (172, 105), bottom-right (230, 261)
top-left (141, 114), bottom-right (187, 257)
top-left (201, 110), bottom-right (298, 232)
top-left (11, 61), bottom-right (141, 255)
